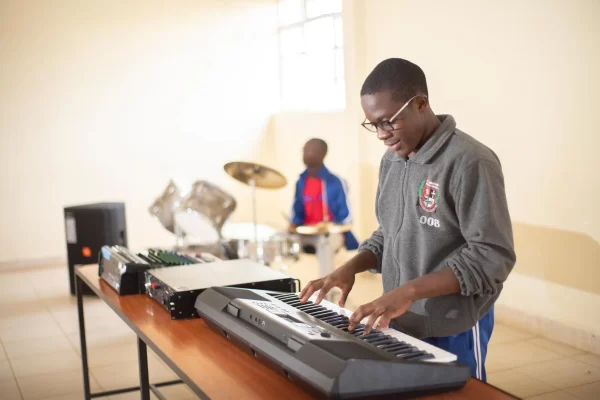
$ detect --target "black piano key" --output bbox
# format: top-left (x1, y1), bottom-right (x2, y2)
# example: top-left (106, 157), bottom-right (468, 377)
top-left (296, 304), bottom-right (316, 310)
top-left (310, 308), bottom-right (334, 315)
top-left (352, 329), bottom-right (367, 335)
top-left (392, 347), bottom-right (419, 356)
top-left (404, 352), bottom-right (435, 361)
top-left (303, 305), bottom-right (327, 312)
top-left (334, 322), bottom-right (350, 329)
top-left (375, 338), bottom-right (399, 347)
top-left (320, 315), bottom-right (343, 323)
top-left (275, 293), bottom-right (299, 299)
top-left (342, 324), bottom-right (366, 333)
top-left (381, 342), bottom-right (410, 351)
top-left (331, 319), bottom-right (350, 327)
top-left (334, 324), bottom-right (351, 330)
top-left (313, 311), bottom-right (337, 319)
top-left (322, 315), bottom-right (346, 323)
top-left (397, 351), bottom-right (431, 360)
top-left (370, 337), bottom-right (397, 346)
top-left (299, 305), bottom-right (324, 313)
top-left (359, 332), bottom-right (385, 340)
top-left (277, 296), bottom-right (300, 302)
top-left (365, 337), bottom-right (393, 345)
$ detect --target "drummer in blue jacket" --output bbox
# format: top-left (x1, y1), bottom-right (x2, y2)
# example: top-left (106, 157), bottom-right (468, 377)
top-left (289, 138), bottom-right (359, 257)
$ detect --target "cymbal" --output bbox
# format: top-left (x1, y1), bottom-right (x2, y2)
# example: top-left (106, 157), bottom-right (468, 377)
top-left (295, 222), bottom-right (352, 235)
top-left (224, 161), bottom-right (287, 189)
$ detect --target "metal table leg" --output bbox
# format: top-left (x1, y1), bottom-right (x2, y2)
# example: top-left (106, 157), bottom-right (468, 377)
top-left (138, 337), bottom-right (151, 400)
top-left (76, 271), bottom-right (183, 399)
top-left (76, 275), bottom-right (92, 400)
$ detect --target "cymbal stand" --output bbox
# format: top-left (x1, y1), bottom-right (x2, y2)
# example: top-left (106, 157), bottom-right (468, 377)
top-left (249, 178), bottom-right (264, 262)
top-left (249, 178), bottom-right (258, 244)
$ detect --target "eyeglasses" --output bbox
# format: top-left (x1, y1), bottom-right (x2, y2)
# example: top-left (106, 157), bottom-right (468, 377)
top-left (361, 95), bottom-right (421, 132)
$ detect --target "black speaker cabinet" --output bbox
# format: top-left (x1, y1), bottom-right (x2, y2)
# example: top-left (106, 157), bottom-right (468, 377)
top-left (64, 203), bottom-right (127, 295)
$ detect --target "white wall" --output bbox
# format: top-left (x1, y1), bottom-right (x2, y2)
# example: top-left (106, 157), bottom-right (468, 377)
top-left (0, 0), bottom-right (279, 262)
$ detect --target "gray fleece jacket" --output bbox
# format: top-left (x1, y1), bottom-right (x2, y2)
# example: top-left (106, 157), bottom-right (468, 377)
top-left (359, 114), bottom-right (516, 338)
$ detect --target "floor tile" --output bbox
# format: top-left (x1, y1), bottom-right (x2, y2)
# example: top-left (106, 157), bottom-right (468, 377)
top-left (87, 344), bottom-right (140, 368)
top-left (486, 341), bottom-right (563, 372)
top-left (108, 384), bottom-right (196, 400)
top-left (1, 359), bottom-right (15, 380)
top-left (0, 313), bottom-right (64, 342)
top-left (0, 302), bottom-right (46, 319)
top-left (40, 395), bottom-right (108, 400)
top-left (488, 369), bottom-right (558, 398)
top-left (155, 384), bottom-right (198, 399)
top-left (50, 302), bottom-right (128, 335)
top-left (564, 381), bottom-right (600, 400)
top-left (17, 370), bottom-right (101, 400)
top-left (10, 349), bottom-right (81, 378)
top-left (573, 353), bottom-right (600, 368)
top-left (92, 360), bottom-right (177, 392)
top-left (526, 338), bottom-right (585, 357)
top-left (525, 391), bottom-right (581, 399)
top-left (514, 358), bottom-right (600, 390)
top-left (491, 324), bottom-right (538, 345)
top-left (4, 335), bottom-right (75, 360)
top-left (67, 325), bottom-right (136, 352)
top-left (109, 392), bottom-right (158, 400)
top-left (0, 378), bottom-right (22, 400)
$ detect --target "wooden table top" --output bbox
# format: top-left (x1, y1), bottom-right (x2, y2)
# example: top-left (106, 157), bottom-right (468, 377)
top-left (76, 265), bottom-right (518, 400)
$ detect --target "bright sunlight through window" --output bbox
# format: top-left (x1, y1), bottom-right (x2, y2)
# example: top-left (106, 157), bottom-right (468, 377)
top-left (278, 0), bottom-right (345, 112)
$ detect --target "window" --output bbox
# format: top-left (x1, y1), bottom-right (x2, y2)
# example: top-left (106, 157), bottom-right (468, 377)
top-left (278, 0), bottom-right (344, 112)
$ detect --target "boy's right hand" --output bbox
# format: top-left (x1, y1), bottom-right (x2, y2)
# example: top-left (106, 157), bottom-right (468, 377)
top-left (298, 264), bottom-right (356, 308)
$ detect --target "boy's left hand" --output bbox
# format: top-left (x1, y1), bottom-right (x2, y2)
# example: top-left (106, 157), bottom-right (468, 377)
top-left (348, 285), bottom-right (415, 335)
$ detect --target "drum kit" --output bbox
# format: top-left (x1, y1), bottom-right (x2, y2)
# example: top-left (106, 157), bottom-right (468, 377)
top-left (148, 161), bottom-right (352, 274)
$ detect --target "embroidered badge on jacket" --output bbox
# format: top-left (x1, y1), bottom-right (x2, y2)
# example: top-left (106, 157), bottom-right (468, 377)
top-left (418, 179), bottom-right (440, 212)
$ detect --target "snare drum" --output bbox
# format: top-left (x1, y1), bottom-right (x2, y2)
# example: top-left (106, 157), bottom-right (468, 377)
top-left (174, 180), bottom-right (237, 243)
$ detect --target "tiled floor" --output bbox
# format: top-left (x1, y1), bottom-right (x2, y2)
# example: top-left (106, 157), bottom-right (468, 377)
top-left (0, 253), bottom-right (599, 400)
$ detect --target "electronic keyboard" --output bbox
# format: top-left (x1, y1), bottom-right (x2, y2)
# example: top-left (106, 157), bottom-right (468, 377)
top-left (195, 287), bottom-right (470, 399)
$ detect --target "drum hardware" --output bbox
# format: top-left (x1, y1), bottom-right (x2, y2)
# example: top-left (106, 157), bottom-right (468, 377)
top-left (173, 180), bottom-right (237, 250)
top-left (148, 179), bottom-right (239, 258)
top-left (223, 161), bottom-right (287, 245)
top-left (221, 222), bottom-right (301, 267)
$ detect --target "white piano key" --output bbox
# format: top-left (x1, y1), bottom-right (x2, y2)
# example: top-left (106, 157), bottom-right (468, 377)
top-left (306, 294), bottom-right (457, 363)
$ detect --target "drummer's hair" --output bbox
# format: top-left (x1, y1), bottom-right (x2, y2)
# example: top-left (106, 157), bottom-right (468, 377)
top-left (308, 138), bottom-right (328, 155)
top-left (360, 58), bottom-right (428, 103)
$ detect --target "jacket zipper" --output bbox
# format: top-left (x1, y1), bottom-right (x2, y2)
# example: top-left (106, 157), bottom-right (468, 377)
top-left (391, 160), bottom-right (409, 286)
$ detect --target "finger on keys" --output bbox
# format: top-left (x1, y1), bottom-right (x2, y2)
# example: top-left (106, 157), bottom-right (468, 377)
top-left (378, 315), bottom-right (392, 331)
top-left (299, 279), bottom-right (323, 303)
top-left (348, 304), bottom-right (368, 331)
top-left (314, 281), bottom-right (333, 305)
top-left (364, 309), bottom-right (384, 335)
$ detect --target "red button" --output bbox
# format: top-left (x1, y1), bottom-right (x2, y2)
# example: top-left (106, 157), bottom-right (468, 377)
top-left (82, 247), bottom-right (92, 258)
